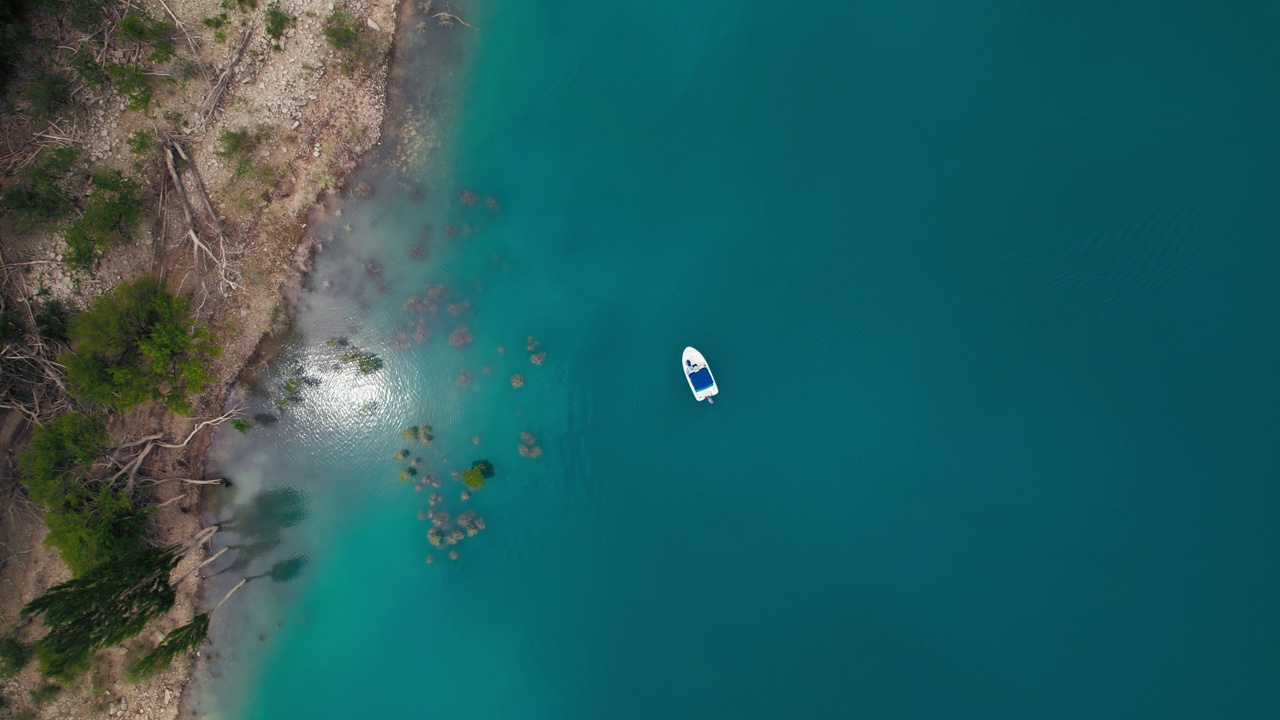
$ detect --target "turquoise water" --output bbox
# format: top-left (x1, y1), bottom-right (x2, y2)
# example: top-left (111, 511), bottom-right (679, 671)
top-left (194, 1), bottom-right (1280, 717)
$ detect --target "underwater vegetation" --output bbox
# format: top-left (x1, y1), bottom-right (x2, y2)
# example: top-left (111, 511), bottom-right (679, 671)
top-left (339, 349), bottom-right (383, 374)
top-left (449, 326), bottom-right (473, 347)
top-left (402, 425), bottom-right (434, 443)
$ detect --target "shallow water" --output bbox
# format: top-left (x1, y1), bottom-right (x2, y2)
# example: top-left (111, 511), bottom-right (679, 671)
top-left (194, 0), bottom-right (1280, 717)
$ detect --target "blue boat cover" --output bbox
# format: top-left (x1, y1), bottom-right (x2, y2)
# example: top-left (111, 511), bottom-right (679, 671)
top-left (689, 368), bottom-right (715, 391)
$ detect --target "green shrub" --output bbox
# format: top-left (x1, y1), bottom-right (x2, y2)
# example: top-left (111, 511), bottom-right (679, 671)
top-left (0, 147), bottom-right (78, 230)
top-left (66, 0), bottom-right (107, 31)
top-left (323, 10), bottom-right (383, 74)
top-left (116, 12), bottom-right (173, 43)
top-left (323, 10), bottom-right (358, 48)
top-left (0, 636), bottom-right (35, 678)
top-left (339, 349), bottom-right (382, 374)
top-left (214, 127), bottom-right (257, 159)
top-left (24, 72), bottom-right (70, 117)
top-left (203, 13), bottom-right (229, 41)
top-left (62, 277), bottom-right (220, 413)
top-left (221, 0), bottom-right (257, 10)
top-left (265, 4), bottom-right (294, 40)
top-left (0, 308), bottom-right (20, 345)
top-left (232, 418), bottom-right (254, 433)
top-left (29, 682), bottom-right (61, 705)
top-left (0, 0), bottom-right (35, 93)
top-left (106, 62), bottom-right (153, 113)
top-left (70, 45), bottom-right (107, 87)
top-left (149, 39), bottom-right (175, 64)
top-left (461, 466), bottom-right (484, 489)
top-left (64, 171), bottom-right (142, 271)
top-left (127, 129), bottom-right (154, 155)
top-left (34, 299), bottom-right (70, 344)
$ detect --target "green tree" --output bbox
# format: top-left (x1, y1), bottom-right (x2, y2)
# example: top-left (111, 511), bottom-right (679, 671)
top-left (41, 487), bottom-right (149, 576)
top-left (22, 546), bottom-right (180, 680)
top-left (17, 413), bottom-right (105, 504)
top-left (128, 554), bottom-right (307, 679)
top-left (63, 277), bottom-right (220, 413)
top-left (17, 413), bottom-right (149, 575)
top-left (126, 613), bottom-right (207, 680)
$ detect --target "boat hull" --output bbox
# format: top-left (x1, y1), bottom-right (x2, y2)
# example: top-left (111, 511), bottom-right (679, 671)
top-left (682, 346), bottom-right (719, 402)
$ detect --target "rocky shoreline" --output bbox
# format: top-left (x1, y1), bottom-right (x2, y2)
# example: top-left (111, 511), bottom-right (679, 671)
top-left (0, 0), bottom-right (409, 716)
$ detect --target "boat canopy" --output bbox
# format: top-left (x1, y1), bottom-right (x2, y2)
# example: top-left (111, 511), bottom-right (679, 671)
top-left (689, 368), bottom-right (715, 392)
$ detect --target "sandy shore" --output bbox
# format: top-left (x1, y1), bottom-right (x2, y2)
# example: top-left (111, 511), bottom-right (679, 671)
top-left (0, 0), bottom-right (405, 716)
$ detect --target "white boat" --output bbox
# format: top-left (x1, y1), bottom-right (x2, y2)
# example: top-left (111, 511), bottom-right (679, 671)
top-left (682, 346), bottom-right (719, 403)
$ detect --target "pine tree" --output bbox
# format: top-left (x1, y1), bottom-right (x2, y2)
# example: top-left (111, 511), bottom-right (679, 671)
top-left (127, 613), bottom-right (208, 680)
top-left (22, 546), bottom-right (179, 680)
top-left (128, 554), bottom-right (309, 678)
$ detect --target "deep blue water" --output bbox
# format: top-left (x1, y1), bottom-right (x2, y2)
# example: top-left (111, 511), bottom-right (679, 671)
top-left (194, 1), bottom-right (1280, 718)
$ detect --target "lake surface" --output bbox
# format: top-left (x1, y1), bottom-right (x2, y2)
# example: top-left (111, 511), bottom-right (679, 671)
top-left (192, 0), bottom-right (1280, 717)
